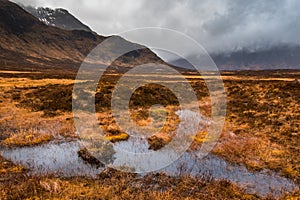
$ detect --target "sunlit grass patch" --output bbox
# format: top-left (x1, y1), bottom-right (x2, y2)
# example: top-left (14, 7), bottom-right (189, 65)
top-left (0, 77), bottom-right (79, 88)
top-left (0, 156), bottom-right (27, 175)
top-left (0, 166), bottom-right (25, 174)
top-left (192, 131), bottom-right (207, 144)
top-left (105, 132), bottom-right (129, 143)
top-left (2, 131), bottom-right (53, 147)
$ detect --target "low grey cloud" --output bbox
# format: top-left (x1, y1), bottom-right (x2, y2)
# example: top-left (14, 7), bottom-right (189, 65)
top-left (12, 0), bottom-right (300, 57)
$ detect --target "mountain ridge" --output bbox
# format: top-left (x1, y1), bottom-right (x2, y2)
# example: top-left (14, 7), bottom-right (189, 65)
top-left (21, 5), bottom-right (93, 32)
top-left (0, 0), bottom-right (164, 72)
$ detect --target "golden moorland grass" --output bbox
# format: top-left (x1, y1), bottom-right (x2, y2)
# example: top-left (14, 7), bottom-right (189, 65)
top-left (1, 70), bottom-right (300, 199)
top-left (217, 79), bottom-right (300, 182)
top-left (0, 157), bottom-right (261, 200)
top-left (2, 72), bottom-right (300, 176)
top-left (2, 131), bottom-right (53, 147)
top-left (0, 82), bottom-right (77, 147)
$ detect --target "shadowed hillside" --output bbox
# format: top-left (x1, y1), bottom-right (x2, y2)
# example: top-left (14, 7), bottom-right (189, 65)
top-left (0, 0), bottom-right (164, 72)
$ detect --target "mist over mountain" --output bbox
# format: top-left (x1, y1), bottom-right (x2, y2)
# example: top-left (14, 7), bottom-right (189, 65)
top-left (2, 0), bottom-right (300, 71)
top-left (169, 44), bottom-right (300, 70)
top-left (11, 0), bottom-right (300, 57)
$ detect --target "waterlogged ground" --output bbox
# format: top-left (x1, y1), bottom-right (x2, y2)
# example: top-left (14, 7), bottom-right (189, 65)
top-left (1, 140), bottom-right (298, 198)
top-left (1, 110), bottom-right (298, 198)
top-left (1, 70), bottom-right (300, 199)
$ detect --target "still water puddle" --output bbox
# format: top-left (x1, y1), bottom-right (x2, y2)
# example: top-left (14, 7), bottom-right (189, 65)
top-left (1, 139), bottom-right (298, 197)
top-left (164, 152), bottom-right (297, 197)
top-left (1, 141), bottom-right (103, 177)
top-left (0, 110), bottom-right (298, 197)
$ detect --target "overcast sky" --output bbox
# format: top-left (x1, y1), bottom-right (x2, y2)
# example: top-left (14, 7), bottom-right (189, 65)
top-left (12, 0), bottom-right (300, 57)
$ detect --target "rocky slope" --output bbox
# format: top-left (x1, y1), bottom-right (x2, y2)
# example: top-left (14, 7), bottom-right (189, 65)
top-left (21, 5), bottom-right (92, 32)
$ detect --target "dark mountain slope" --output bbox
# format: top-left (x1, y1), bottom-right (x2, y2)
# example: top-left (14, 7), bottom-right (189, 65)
top-left (0, 0), bottom-right (104, 70)
top-left (0, 0), bottom-right (163, 72)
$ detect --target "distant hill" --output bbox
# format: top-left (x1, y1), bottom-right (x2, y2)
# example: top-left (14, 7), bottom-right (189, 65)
top-left (213, 45), bottom-right (300, 70)
top-left (21, 5), bottom-right (92, 32)
top-left (169, 45), bottom-right (300, 71)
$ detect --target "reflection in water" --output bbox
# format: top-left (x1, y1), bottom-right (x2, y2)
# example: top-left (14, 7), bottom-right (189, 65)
top-left (0, 110), bottom-right (298, 197)
top-left (1, 140), bottom-right (298, 197)
top-left (111, 110), bottom-right (210, 173)
top-left (114, 137), bottom-right (298, 197)
top-left (1, 142), bottom-right (103, 177)
top-left (163, 152), bottom-right (298, 197)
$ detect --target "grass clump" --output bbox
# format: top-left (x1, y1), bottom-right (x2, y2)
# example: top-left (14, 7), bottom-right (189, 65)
top-left (105, 132), bottom-right (129, 143)
top-left (2, 131), bottom-right (53, 147)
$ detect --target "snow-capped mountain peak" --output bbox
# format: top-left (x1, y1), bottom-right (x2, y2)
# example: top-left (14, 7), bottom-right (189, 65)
top-left (21, 5), bottom-right (92, 32)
